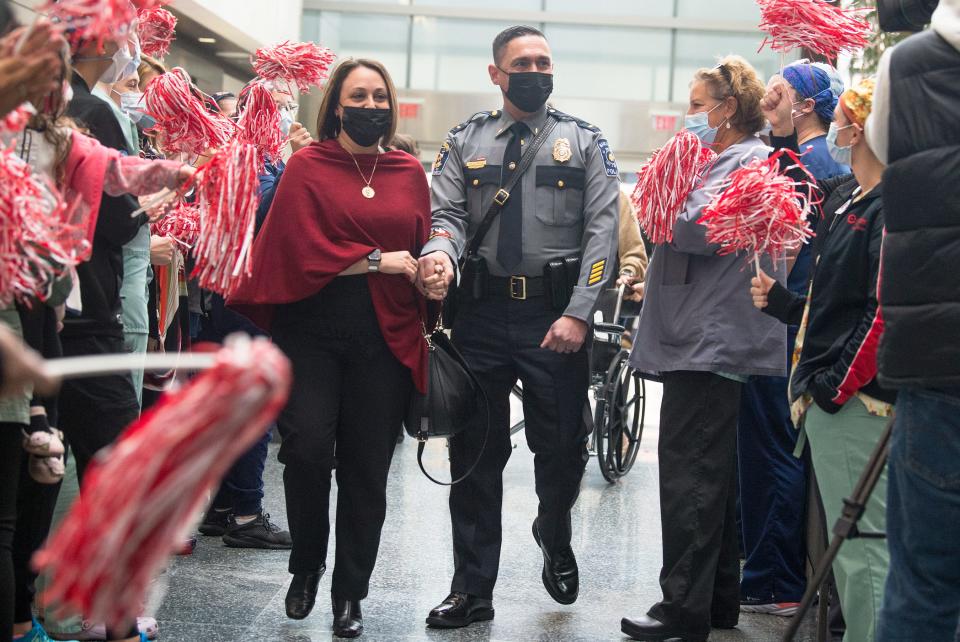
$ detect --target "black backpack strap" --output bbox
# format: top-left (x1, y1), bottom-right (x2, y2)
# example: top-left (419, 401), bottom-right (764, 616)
top-left (465, 117), bottom-right (559, 258)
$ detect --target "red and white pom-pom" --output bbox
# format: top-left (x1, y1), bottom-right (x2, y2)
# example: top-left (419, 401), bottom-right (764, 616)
top-left (631, 130), bottom-right (717, 244)
top-left (34, 335), bottom-right (291, 626)
top-left (236, 82), bottom-right (285, 165)
top-left (144, 68), bottom-right (235, 156)
top-left (0, 148), bottom-right (90, 306)
top-left (757, 0), bottom-right (871, 60)
top-left (699, 149), bottom-right (816, 269)
top-left (190, 140), bottom-right (260, 296)
top-left (0, 104), bottom-right (36, 135)
top-left (41, 0), bottom-right (138, 49)
top-left (151, 200), bottom-right (200, 247)
top-left (137, 7), bottom-right (176, 58)
top-left (252, 40), bottom-right (336, 93)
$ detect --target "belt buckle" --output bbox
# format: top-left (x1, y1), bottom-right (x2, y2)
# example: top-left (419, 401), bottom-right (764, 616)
top-left (509, 276), bottom-right (527, 300)
top-left (494, 189), bottom-right (510, 206)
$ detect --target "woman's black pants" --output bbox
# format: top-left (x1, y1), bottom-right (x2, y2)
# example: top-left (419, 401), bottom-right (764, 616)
top-left (272, 277), bottom-right (412, 601)
top-left (647, 371), bottom-right (743, 637)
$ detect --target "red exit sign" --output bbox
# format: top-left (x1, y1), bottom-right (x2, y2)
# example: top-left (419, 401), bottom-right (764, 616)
top-left (651, 113), bottom-right (680, 131)
top-left (398, 102), bottom-right (420, 119)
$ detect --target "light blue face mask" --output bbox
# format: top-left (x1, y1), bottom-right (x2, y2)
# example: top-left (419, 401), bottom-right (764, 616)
top-left (279, 109), bottom-right (295, 137)
top-left (684, 103), bottom-right (723, 144)
top-left (826, 121), bottom-right (854, 166)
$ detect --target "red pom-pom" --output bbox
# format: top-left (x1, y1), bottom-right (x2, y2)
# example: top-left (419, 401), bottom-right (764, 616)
top-left (0, 148), bottom-right (90, 306)
top-left (0, 104), bottom-right (35, 135)
top-left (137, 7), bottom-right (176, 58)
top-left (144, 68), bottom-right (235, 156)
top-left (757, 0), bottom-right (871, 60)
top-left (236, 82), bottom-right (285, 165)
top-left (190, 140), bottom-right (261, 296)
top-left (41, 0), bottom-right (138, 49)
top-left (151, 200), bottom-right (200, 247)
top-left (252, 40), bottom-right (336, 93)
top-left (699, 149), bottom-right (816, 266)
top-left (631, 130), bottom-right (717, 244)
top-left (34, 335), bottom-right (291, 627)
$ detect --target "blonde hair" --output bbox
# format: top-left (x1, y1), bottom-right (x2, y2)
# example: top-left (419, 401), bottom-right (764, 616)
top-left (137, 55), bottom-right (167, 91)
top-left (316, 58), bottom-right (399, 145)
top-left (693, 55), bottom-right (766, 135)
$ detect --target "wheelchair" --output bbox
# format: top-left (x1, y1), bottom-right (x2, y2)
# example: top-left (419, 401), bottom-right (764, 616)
top-left (510, 284), bottom-right (647, 482)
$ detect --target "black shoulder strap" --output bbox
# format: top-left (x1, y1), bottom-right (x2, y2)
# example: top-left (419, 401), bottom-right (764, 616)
top-left (466, 117), bottom-right (559, 257)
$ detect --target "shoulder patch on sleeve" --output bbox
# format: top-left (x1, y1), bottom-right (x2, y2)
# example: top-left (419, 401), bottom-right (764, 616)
top-left (547, 108), bottom-right (601, 133)
top-left (432, 140), bottom-right (452, 176)
top-left (596, 138), bottom-right (619, 177)
top-left (587, 259), bottom-right (607, 286)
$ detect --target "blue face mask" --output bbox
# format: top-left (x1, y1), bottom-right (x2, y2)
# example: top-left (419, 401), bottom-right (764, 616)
top-left (826, 121), bottom-right (854, 166)
top-left (684, 103), bottom-right (723, 144)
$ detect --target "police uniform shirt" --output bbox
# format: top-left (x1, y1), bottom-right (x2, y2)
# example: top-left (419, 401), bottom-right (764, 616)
top-left (423, 104), bottom-right (620, 322)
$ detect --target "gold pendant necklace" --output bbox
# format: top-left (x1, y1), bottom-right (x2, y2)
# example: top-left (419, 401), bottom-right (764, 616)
top-left (345, 147), bottom-right (380, 199)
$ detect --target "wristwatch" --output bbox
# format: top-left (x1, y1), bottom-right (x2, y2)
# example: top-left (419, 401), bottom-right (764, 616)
top-left (367, 248), bottom-right (382, 273)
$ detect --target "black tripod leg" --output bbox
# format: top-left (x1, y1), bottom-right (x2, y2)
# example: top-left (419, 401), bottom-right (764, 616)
top-left (817, 577), bottom-right (830, 642)
top-left (783, 416), bottom-right (894, 641)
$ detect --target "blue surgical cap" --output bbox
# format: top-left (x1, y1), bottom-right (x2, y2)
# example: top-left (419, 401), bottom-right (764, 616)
top-left (782, 62), bottom-right (843, 123)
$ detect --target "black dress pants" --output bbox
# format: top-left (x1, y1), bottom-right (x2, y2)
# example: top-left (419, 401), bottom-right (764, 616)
top-left (272, 277), bottom-right (411, 601)
top-left (448, 297), bottom-right (590, 600)
top-left (58, 335), bottom-right (141, 480)
top-left (648, 371), bottom-right (742, 636)
top-left (1, 425), bottom-right (22, 642)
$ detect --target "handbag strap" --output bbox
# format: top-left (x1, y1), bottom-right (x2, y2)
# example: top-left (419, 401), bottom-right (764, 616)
top-left (414, 332), bottom-right (491, 486)
top-left (466, 116), bottom-right (559, 258)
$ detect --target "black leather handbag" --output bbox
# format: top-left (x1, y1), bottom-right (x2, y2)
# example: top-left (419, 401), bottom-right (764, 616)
top-left (406, 323), bottom-right (489, 485)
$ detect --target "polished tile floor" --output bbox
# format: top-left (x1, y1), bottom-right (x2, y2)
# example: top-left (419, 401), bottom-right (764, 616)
top-left (155, 381), bottom-right (816, 641)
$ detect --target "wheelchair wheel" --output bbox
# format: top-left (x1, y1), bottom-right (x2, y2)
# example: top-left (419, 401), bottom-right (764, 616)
top-left (594, 350), bottom-right (646, 482)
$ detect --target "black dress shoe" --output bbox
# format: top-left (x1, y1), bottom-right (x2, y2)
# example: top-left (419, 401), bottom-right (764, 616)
top-left (332, 597), bottom-right (363, 638)
top-left (531, 519), bottom-right (579, 605)
top-left (621, 613), bottom-right (708, 641)
top-left (285, 567), bottom-right (324, 620)
top-left (425, 592), bottom-right (495, 628)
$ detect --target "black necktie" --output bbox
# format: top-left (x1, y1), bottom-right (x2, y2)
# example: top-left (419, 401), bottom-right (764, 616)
top-left (496, 122), bottom-right (529, 273)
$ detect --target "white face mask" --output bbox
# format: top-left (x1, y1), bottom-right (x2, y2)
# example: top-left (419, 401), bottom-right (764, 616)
top-left (116, 90), bottom-right (145, 119)
top-left (100, 42), bottom-right (135, 85)
top-left (279, 108), bottom-right (295, 137)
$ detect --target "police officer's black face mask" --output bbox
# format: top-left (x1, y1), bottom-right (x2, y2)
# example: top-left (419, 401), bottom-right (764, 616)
top-left (499, 70), bottom-right (554, 113)
top-left (339, 106), bottom-right (392, 147)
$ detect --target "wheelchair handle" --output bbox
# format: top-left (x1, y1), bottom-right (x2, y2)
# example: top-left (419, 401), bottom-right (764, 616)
top-left (612, 283), bottom-right (626, 326)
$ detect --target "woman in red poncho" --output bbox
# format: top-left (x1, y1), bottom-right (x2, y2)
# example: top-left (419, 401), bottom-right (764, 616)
top-left (227, 59), bottom-right (429, 638)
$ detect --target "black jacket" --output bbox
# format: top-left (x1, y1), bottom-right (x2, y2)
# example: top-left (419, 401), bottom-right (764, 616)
top-left (763, 133), bottom-right (895, 413)
top-left (63, 75), bottom-right (148, 340)
top-left (878, 30), bottom-right (960, 389)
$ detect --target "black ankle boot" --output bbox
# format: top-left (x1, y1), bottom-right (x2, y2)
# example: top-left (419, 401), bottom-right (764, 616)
top-left (285, 567), bottom-right (324, 620)
top-left (332, 597), bottom-right (363, 638)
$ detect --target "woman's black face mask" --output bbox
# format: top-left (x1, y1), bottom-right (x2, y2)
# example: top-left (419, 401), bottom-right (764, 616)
top-left (340, 106), bottom-right (392, 147)
top-left (498, 70), bottom-right (554, 113)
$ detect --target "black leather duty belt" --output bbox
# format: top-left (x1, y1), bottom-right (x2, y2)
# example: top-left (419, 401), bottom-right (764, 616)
top-left (486, 275), bottom-right (545, 300)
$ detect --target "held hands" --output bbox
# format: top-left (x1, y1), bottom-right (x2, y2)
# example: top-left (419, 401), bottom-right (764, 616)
top-left (761, 77), bottom-right (796, 138)
top-left (380, 251), bottom-right (419, 283)
top-left (750, 269), bottom-right (776, 309)
top-left (541, 316), bottom-right (588, 354)
top-left (417, 251), bottom-right (455, 301)
top-left (288, 123), bottom-right (314, 154)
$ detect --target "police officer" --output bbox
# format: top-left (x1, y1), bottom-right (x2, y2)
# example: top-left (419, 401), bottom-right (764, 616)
top-left (418, 25), bottom-right (619, 629)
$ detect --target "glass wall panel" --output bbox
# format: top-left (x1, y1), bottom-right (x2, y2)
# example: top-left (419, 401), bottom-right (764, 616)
top-left (302, 10), bottom-right (411, 87)
top-left (546, 0), bottom-right (674, 17)
top-left (676, 0), bottom-right (762, 20)
top-left (415, 0), bottom-right (541, 8)
top-left (672, 30), bottom-right (785, 102)
top-left (546, 24), bottom-right (672, 102)
top-left (410, 17), bottom-right (519, 93)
